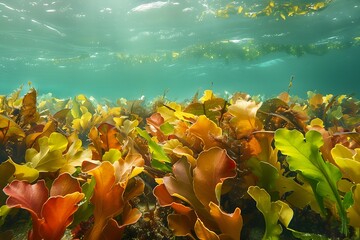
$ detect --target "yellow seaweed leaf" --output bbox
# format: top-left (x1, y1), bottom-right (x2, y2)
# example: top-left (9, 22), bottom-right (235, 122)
top-left (60, 138), bottom-right (92, 174)
top-left (102, 149), bottom-right (122, 163)
top-left (0, 115), bottom-right (25, 144)
top-left (248, 186), bottom-right (293, 239)
top-left (157, 102), bottom-right (196, 123)
top-left (331, 144), bottom-right (360, 183)
top-left (8, 159), bottom-right (39, 183)
top-left (25, 133), bottom-right (66, 172)
top-left (348, 184), bottom-right (360, 228)
top-left (310, 118), bottom-right (324, 128)
top-left (280, 13), bottom-right (286, 20)
top-left (199, 90), bottom-right (214, 103)
top-left (48, 132), bottom-right (68, 152)
top-left (228, 99), bottom-right (262, 138)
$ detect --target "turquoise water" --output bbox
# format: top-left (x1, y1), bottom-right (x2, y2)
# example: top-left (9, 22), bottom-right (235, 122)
top-left (1, 0), bottom-right (359, 101)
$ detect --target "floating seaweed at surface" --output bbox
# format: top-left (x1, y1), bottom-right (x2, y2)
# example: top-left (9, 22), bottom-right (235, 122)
top-left (0, 87), bottom-right (359, 239)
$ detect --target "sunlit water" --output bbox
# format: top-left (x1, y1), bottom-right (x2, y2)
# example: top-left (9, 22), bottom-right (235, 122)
top-left (1, 0), bottom-right (359, 101)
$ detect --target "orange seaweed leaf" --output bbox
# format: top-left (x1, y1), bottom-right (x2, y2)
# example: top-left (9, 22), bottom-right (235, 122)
top-left (25, 121), bottom-right (56, 149)
top-left (168, 213), bottom-right (197, 237)
top-left (98, 123), bottom-right (121, 150)
top-left (40, 192), bottom-right (84, 239)
top-left (101, 204), bottom-right (142, 240)
top-left (146, 112), bottom-right (167, 142)
top-left (50, 172), bottom-right (82, 196)
top-left (84, 161), bottom-right (125, 240)
top-left (88, 123), bottom-right (121, 159)
top-left (161, 158), bottom-right (217, 230)
top-left (189, 115), bottom-right (222, 150)
top-left (209, 202), bottom-right (243, 240)
top-left (20, 88), bottom-right (39, 126)
top-left (154, 183), bottom-right (197, 236)
top-left (193, 147), bottom-right (237, 207)
top-left (194, 219), bottom-right (220, 240)
top-left (114, 152), bottom-right (144, 184)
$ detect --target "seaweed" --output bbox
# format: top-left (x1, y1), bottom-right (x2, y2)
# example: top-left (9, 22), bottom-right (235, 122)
top-left (0, 87), bottom-right (359, 239)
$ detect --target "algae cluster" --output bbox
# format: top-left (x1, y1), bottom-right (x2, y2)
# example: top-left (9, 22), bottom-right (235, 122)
top-left (0, 85), bottom-right (359, 240)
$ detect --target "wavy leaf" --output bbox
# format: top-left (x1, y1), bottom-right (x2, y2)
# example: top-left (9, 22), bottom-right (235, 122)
top-left (102, 149), bottom-right (122, 163)
top-left (4, 174), bottom-right (84, 240)
top-left (347, 184), bottom-right (360, 228)
top-left (85, 161), bottom-right (125, 240)
top-left (331, 144), bottom-right (360, 183)
top-left (25, 133), bottom-right (67, 172)
top-left (136, 127), bottom-right (171, 164)
top-left (228, 99), bottom-right (262, 137)
top-left (162, 158), bottom-right (216, 230)
top-left (0, 114), bottom-right (25, 144)
top-left (195, 219), bottom-right (220, 240)
top-left (209, 202), bottom-right (243, 240)
top-left (146, 112), bottom-right (167, 142)
top-left (25, 121), bottom-right (56, 149)
top-left (189, 116), bottom-right (222, 150)
top-left (274, 129), bottom-right (348, 235)
top-left (0, 160), bottom-right (16, 203)
top-left (8, 159), bottom-right (39, 183)
top-left (4, 180), bottom-right (49, 240)
top-left (60, 138), bottom-right (92, 174)
top-left (184, 97), bottom-right (227, 123)
top-left (248, 186), bottom-right (293, 240)
top-left (20, 88), bottom-right (38, 126)
top-left (154, 183), bottom-right (197, 236)
top-left (193, 147), bottom-right (236, 207)
top-left (40, 192), bottom-right (84, 239)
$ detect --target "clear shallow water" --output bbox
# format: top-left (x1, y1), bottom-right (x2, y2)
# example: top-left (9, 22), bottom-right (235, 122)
top-left (1, 0), bottom-right (359, 101)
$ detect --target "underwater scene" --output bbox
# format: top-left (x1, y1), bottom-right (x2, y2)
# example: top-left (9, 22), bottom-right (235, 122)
top-left (1, 0), bottom-right (360, 239)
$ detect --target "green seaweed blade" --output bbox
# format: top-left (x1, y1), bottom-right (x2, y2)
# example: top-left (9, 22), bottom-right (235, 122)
top-left (274, 129), bottom-right (348, 236)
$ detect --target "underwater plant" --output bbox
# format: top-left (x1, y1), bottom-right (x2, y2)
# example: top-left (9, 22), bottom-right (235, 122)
top-left (0, 87), bottom-right (359, 239)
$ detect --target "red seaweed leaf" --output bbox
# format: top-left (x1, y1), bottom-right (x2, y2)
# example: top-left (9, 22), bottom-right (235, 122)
top-left (3, 174), bottom-right (84, 240)
top-left (50, 172), bottom-right (82, 196)
top-left (146, 112), bottom-right (167, 142)
top-left (4, 180), bottom-right (48, 240)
